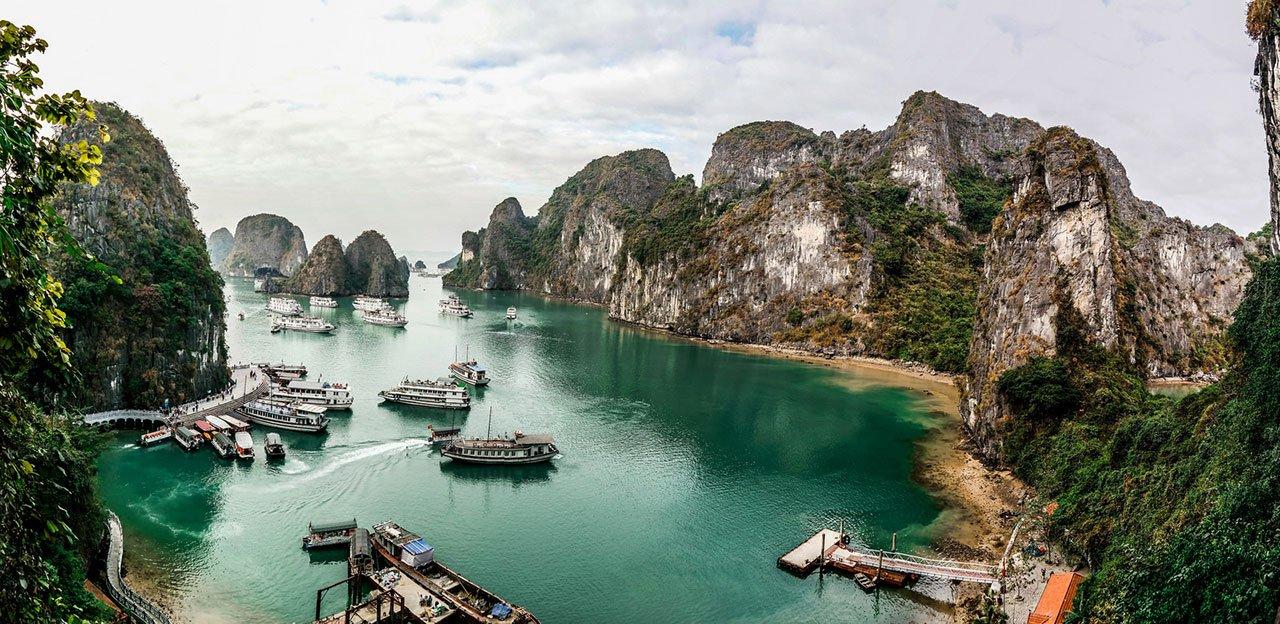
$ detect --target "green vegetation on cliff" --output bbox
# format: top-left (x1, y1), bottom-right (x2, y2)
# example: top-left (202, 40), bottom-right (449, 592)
top-left (997, 264), bottom-right (1280, 622)
top-left (949, 165), bottom-right (1012, 234)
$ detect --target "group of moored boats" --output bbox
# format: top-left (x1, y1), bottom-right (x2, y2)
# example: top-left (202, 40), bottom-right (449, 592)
top-left (262, 292), bottom-right (518, 334)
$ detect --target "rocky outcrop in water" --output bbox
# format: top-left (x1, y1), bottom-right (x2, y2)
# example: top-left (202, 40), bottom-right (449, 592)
top-left (207, 227), bottom-right (234, 272)
top-left (53, 101), bottom-right (228, 409)
top-left (283, 235), bottom-right (350, 296)
top-left (281, 230), bottom-right (409, 297)
top-left (223, 213), bottom-right (307, 277)
top-left (448, 91), bottom-right (1252, 463)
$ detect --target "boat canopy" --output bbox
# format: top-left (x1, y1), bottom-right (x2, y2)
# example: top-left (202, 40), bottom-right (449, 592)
top-left (310, 518), bottom-right (358, 534)
top-left (350, 528), bottom-right (371, 562)
top-left (403, 538), bottom-right (432, 555)
top-left (265, 432), bottom-right (282, 445)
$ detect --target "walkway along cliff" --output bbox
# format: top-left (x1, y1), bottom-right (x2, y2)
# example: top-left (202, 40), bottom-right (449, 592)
top-left (444, 91), bottom-right (1258, 464)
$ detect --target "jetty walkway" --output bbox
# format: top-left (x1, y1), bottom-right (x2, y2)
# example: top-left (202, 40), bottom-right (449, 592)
top-left (83, 364), bottom-right (268, 428)
top-left (778, 527), bottom-right (1004, 585)
top-left (104, 511), bottom-right (172, 624)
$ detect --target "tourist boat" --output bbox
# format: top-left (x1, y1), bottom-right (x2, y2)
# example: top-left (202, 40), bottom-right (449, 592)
top-left (264, 432), bottom-right (286, 458)
top-left (272, 314), bottom-right (335, 334)
top-left (237, 399), bottom-right (330, 433)
top-left (267, 296), bottom-right (303, 316)
top-left (370, 521), bottom-right (539, 623)
top-left (378, 377), bottom-right (470, 409)
top-left (221, 414), bottom-right (251, 431)
top-left (261, 363), bottom-right (307, 380)
top-left (139, 428), bottom-right (171, 447)
top-left (269, 379), bottom-right (353, 410)
top-left (234, 431), bottom-right (254, 461)
top-left (192, 419), bottom-right (216, 440)
top-left (302, 518), bottom-right (358, 550)
top-left (253, 277), bottom-right (267, 292)
top-left (449, 357), bottom-right (489, 386)
top-left (205, 414), bottom-right (233, 432)
top-left (427, 425), bottom-right (463, 447)
top-left (438, 294), bottom-right (473, 318)
top-left (310, 295), bottom-right (338, 308)
top-left (506, 306), bottom-right (518, 320)
top-left (210, 431), bottom-right (236, 459)
top-left (354, 295), bottom-right (387, 312)
top-left (237, 312), bottom-right (245, 321)
top-left (440, 431), bottom-right (558, 465)
top-left (362, 306), bottom-right (407, 327)
top-left (173, 426), bottom-right (202, 451)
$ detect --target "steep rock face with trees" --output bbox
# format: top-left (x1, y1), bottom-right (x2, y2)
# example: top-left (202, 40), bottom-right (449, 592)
top-left (283, 234), bottom-right (350, 296)
top-left (223, 213), bottom-right (307, 277)
top-left (207, 226), bottom-right (234, 272)
top-left (448, 91), bottom-right (1252, 409)
top-left (54, 101), bottom-right (228, 409)
top-left (345, 230), bottom-right (409, 297)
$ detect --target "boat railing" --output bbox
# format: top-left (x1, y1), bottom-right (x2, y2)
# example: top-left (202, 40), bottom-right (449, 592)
top-left (104, 512), bottom-right (173, 624)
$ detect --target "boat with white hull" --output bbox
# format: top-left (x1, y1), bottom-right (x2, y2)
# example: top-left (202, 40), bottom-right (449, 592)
top-left (506, 306), bottom-right (518, 320)
top-left (440, 431), bottom-right (558, 465)
top-left (272, 315), bottom-right (335, 334)
top-left (269, 379), bottom-right (353, 410)
top-left (268, 296), bottom-right (303, 316)
top-left (234, 431), bottom-right (255, 461)
top-left (449, 358), bottom-right (489, 386)
top-left (379, 377), bottom-right (470, 409)
top-left (439, 294), bottom-right (473, 318)
top-left (353, 295), bottom-right (388, 312)
top-left (236, 400), bottom-right (330, 433)
top-left (362, 306), bottom-right (407, 327)
top-left (310, 296), bottom-right (338, 308)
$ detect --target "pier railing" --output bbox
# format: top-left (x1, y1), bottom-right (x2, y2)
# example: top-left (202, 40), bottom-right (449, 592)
top-left (104, 512), bottom-right (172, 624)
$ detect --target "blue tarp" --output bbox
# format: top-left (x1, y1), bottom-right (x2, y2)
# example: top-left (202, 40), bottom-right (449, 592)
top-left (403, 538), bottom-right (433, 555)
top-left (489, 603), bottom-right (512, 618)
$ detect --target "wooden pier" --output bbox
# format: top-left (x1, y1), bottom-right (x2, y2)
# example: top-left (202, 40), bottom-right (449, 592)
top-left (777, 529), bottom-right (843, 575)
top-left (778, 528), bottom-right (1001, 586)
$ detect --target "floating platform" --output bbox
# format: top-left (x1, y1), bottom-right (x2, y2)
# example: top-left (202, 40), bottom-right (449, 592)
top-left (777, 529), bottom-right (843, 576)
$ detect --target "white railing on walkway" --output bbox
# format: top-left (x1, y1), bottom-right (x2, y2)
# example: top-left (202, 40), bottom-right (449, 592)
top-left (104, 512), bottom-right (172, 624)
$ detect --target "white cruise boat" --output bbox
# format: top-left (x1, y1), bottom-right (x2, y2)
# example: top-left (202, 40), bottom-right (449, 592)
top-left (236, 400), bottom-right (330, 433)
top-left (362, 306), bottom-right (407, 327)
top-left (438, 294), bottom-right (473, 318)
top-left (268, 296), bottom-right (303, 316)
top-left (449, 358), bottom-right (489, 386)
top-left (506, 306), bottom-right (518, 320)
top-left (354, 295), bottom-right (387, 312)
top-left (269, 379), bottom-right (353, 410)
top-left (272, 315), bottom-right (335, 334)
top-left (378, 377), bottom-right (470, 409)
top-left (310, 296), bottom-right (338, 308)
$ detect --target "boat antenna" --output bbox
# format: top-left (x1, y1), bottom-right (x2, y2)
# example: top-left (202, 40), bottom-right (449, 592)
top-left (487, 407), bottom-right (493, 438)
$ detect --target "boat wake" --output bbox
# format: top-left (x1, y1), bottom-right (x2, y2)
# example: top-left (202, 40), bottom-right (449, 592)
top-left (264, 438), bottom-right (430, 491)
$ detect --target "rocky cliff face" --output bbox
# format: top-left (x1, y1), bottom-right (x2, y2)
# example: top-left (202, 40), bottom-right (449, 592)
top-left (54, 101), bottom-right (228, 410)
top-left (283, 235), bottom-right (350, 296)
top-left (207, 227), bottom-right (234, 272)
top-left (961, 128), bottom-right (1252, 460)
top-left (449, 91), bottom-right (1251, 463)
top-left (223, 213), bottom-right (307, 277)
top-left (345, 230), bottom-right (409, 297)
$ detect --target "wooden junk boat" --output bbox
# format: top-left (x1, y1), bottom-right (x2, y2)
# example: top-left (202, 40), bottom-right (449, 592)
top-left (370, 521), bottom-right (539, 623)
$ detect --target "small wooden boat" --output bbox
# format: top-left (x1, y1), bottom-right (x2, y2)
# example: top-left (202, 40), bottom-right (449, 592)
top-left (210, 432), bottom-right (236, 459)
top-left (173, 426), bottom-right (202, 451)
top-left (234, 431), bottom-right (254, 461)
top-left (264, 432), bottom-right (286, 458)
top-left (427, 425), bottom-right (463, 447)
top-left (139, 428), bottom-right (172, 447)
top-left (302, 518), bottom-right (357, 550)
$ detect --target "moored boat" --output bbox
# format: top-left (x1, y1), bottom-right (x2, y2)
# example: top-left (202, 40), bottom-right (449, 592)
top-left (272, 314), bottom-right (335, 334)
top-left (261, 363), bottom-right (307, 380)
top-left (236, 399), bottom-right (330, 433)
top-left (264, 432), bottom-right (286, 458)
top-left (139, 428), bottom-right (171, 447)
top-left (506, 306), bottom-right (517, 320)
top-left (302, 518), bottom-right (358, 550)
top-left (269, 379), bottom-right (353, 410)
top-left (268, 296), bottom-right (303, 316)
top-left (173, 425), bottom-right (202, 451)
top-left (353, 294), bottom-right (387, 312)
top-left (449, 358), bottom-right (489, 386)
top-left (439, 294), bottom-right (473, 318)
top-left (205, 414), bottom-right (233, 432)
top-left (210, 431), bottom-right (236, 459)
top-left (310, 295), bottom-right (338, 308)
top-left (362, 306), bottom-right (407, 327)
top-left (233, 431), bottom-right (254, 460)
top-left (379, 377), bottom-right (470, 409)
top-left (192, 419), bottom-right (216, 440)
top-left (221, 414), bottom-right (251, 431)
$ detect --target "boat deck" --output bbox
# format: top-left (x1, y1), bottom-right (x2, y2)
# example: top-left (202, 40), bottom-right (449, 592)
top-left (777, 529), bottom-right (842, 575)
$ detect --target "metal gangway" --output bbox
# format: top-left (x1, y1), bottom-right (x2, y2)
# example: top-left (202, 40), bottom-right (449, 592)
top-left (827, 547), bottom-right (999, 584)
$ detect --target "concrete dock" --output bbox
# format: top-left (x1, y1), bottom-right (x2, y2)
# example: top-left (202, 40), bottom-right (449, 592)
top-left (777, 529), bottom-right (843, 575)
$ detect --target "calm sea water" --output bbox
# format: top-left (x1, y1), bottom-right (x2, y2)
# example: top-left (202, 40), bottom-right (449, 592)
top-left (97, 277), bottom-right (955, 623)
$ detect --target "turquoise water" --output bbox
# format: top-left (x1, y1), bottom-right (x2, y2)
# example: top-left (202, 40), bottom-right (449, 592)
top-left (97, 277), bottom-right (955, 623)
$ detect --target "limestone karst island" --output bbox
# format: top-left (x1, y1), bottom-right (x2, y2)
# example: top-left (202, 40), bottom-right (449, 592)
top-left (3, 3), bottom-right (1279, 624)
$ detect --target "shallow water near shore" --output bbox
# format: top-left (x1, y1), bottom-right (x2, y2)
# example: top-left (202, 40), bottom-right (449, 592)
top-left (98, 277), bottom-right (958, 623)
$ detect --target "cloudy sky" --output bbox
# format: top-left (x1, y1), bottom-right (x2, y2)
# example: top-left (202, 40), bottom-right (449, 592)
top-left (9, 1), bottom-right (1267, 256)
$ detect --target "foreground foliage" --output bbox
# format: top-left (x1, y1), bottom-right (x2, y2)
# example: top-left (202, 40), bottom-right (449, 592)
top-left (997, 261), bottom-right (1280, 623)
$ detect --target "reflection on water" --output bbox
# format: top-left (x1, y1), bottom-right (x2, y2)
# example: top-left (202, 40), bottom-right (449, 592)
top-left (98, 276), bottom-right (953, 623)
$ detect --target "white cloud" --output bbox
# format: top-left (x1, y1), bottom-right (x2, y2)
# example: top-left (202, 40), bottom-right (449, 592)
top-left (7, 0), bottom-right (1269, 255)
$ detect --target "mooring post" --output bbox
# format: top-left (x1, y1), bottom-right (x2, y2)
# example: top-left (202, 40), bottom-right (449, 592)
top-left (819, 532), bottom-right (826, 576)
top-left (891, 532), bottom-right (897, 553)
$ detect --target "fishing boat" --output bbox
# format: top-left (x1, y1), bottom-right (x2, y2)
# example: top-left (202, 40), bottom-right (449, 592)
top-left (302, 518), bottom-right (358, 550)
top-left (506, 306), bottom-right (518, 320)
top-left (362, 306), bottom-right (407, 327)
top-left (370, 521), bottom-right (540, 623)
top-left (439, 409), bottom-right (557, 465)
top-left (236, 399), bottom-right (330, 433)
top-left (267, 296), bottom-right (303, 316)
top-left (261, 363), bottom-right (307, 380)
top-left (233, 431), bottom-right (254, 461)
top-left (449, 354), bottom-right (489, 386)
top-left (269, 379), bottom-right (353, 410)
top-left (310, 295), bottom-right (339, 308)
top-left (210, 431), bottom-right (236, 459)
top-left (379, 377), bottom-right (470, 409)
top-left (353, 295), bottom-right (387, 312)
top-left (438, 294), bottom-right (473, 318)
top-left (264, 432), bottom-right (286, 458)
top-left (427, 424), bottom-right (463, 447)
top-left (272, 314), bottom-right (335, 334)
top-left (139, 428), bottom-right (171, 447)
top-left (173, 426), bottom-right (202, 451)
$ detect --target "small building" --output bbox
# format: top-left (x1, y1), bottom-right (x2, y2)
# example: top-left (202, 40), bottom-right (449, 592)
top-left (1028, 572), bottom-right (1084, 624)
